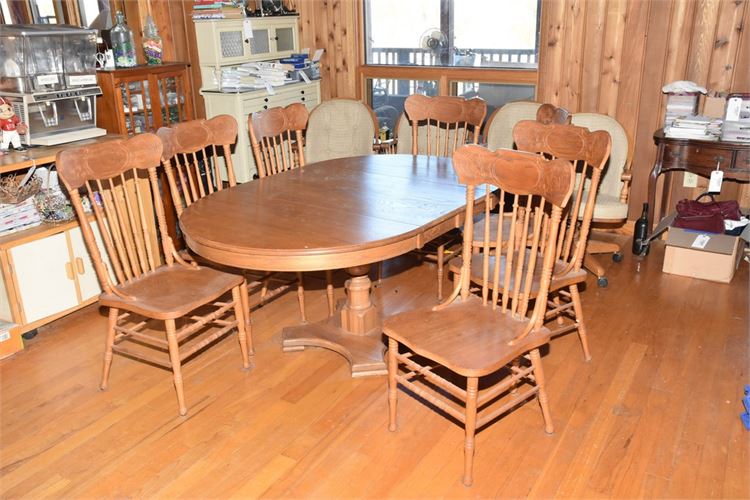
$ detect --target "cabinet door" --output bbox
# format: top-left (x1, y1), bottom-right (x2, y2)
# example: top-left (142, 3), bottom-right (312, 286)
top-left (9, 232), bottom-right (77, 324)
top-left (249, 27), bottom-right (272, 57)
top-left (272, 25), bottom-right (296, 57)
top-left (68, 224), bottom-right (109, 302)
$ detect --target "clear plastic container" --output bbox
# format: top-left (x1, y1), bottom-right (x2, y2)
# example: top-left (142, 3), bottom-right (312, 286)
top-left (111, 11), bottom-right (137, 68)
top-left (142, 15), bottom-right (163, 65)
top-left (0, 25), bottom-right (65, 92)
top-left (62, 28), bottom-right (98, 86)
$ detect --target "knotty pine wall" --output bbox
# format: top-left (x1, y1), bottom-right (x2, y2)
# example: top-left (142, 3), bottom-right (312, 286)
top-left (537, 0), bottom-right (750, 219)
top-left (149, 0), bottom-right (748, 219)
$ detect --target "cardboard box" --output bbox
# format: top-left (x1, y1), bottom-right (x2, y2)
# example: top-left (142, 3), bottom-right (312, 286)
top-left (0, 321), bottom-right (23, 360)
top-left (663, 226), bottom-right (748, 283)
top-left (702, 95), bottom-right (726, 119)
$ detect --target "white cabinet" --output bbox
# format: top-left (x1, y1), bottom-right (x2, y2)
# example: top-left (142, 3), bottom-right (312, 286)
top-left (195, 17), bottom-right (299, 67)
top-left (9, 232), bottom-right (78, 323)
top-left (194, 14), bottom-right (322, 182)
top-left (0, 220), bottom-right (104, 328)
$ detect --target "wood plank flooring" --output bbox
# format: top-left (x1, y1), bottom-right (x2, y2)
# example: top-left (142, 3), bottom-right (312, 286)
top-left (1, 240), bottom-right (748, 498)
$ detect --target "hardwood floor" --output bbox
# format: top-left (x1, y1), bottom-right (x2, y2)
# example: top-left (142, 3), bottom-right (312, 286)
top-left (1, 240), bottom-right (748, 498)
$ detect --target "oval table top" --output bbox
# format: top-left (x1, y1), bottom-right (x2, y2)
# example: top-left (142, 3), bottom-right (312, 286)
top-left (180, 154), bottom-right (480, 272)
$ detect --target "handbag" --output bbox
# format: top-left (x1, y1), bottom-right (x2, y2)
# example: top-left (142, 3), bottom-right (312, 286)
top-left (673, 193), bottom-right (742, 234)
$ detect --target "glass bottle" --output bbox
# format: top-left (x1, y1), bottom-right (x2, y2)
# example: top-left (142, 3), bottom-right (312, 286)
top-left (142, 15), bottom-right (163, 65)
top-left (632, 203), bottom-right (650, 256)
top-left (110, 11), bottom-right (137, 68)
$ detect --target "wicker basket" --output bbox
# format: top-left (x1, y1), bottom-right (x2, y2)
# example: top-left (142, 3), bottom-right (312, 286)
top-left (0, 175), bottom-right (42, 205)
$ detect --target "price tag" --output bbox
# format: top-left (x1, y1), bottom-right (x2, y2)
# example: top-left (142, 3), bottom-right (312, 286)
top-left (69, 75), bottom-right (97, 85)
top-left (243, 19), bottom-right (254, 41)
top-left (691, 234), bottom-right (711, 249)
top-left (264, 81), bottom-right (275, 95)
top-left (709, 169), bottom-right (723, 193)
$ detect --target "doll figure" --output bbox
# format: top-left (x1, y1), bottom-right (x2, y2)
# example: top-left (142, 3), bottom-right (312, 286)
top-left (0, 97), bottom-right (28, 152)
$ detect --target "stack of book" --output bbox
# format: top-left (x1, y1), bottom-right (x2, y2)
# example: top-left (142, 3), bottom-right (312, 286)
top-left (220, 62), bottom-right (291, 91)
top-left (721, 121), bottom-right (750, 142)
top-left (0, 198), bottom-right (42, 235)
top-left (191, 1), bottom-right (245, 19)
top-left (664, 93), bottom-right (699, 128)
top-left (664, 115), bottom-right (722, 141)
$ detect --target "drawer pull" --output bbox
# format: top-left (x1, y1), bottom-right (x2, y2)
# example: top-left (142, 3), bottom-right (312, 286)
top-left (301, 97), bottom-right (305, 102)
top-left (264, 98), bottom-right (269, 102)
top-left (301, 90), bottom-right (305, 94)
top-left (75, 257), bottom-right (85, 275)
top-left (65, 262), bottom-right (74, 281)
top-left (263, 105), bottom-right (268, 110)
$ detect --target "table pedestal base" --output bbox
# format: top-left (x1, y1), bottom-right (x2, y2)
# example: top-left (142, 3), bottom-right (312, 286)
top-left (281, 265), bottom-right (387, 377)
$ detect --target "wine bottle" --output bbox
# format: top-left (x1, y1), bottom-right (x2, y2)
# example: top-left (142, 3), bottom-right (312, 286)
top-left (632, 202), bottom-right (650, 255)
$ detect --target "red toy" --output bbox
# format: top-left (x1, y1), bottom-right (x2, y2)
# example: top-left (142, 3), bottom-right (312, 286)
top-left (0, 97), bottom-right (28, 152)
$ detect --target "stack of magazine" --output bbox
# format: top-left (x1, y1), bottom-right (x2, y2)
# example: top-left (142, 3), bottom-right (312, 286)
top-left (664, 115), bottom-right (723, 141)
top-left (0, 198), bottom-right (42, 235)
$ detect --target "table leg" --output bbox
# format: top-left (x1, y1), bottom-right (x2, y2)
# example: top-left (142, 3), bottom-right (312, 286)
top-left (646, 149), bottom-right (664, 239)
top-left (282, 264), bottom-right (387, 377)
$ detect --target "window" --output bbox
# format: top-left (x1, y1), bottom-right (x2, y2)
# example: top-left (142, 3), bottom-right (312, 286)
top-left (364, 0), bottom-right (540, 69)
top-left (361, 0), bottom-right (541, 130)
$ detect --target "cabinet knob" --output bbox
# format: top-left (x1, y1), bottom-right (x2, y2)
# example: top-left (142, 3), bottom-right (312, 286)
top-left (301, 97), bottom-right (305, 102)
top-left (263, 105), bottom-right (268, 110)
top-left (264, 98), bottom-right (269, 102)
top-left (273, 36), bottom-right (279, 41)
top-left (301, 90), bottom-right (305, 94)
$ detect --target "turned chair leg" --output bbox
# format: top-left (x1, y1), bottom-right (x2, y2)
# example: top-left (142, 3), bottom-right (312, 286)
top-left (165, 319), bottom-right (187, 416)
top-left (239, 282), bottom-right (254, 354)
top-left (387, 338), bottom-right (399, 432)
top-left (296, 272), bottom-right (306, 322)
top-left (326, 270), bottom-right (335, 317)
top-left (569, 284), bottom-right (591, 361)
top-left (100, 307), bottom-right (119, 390)
top-left (529, 348), bottom-right (554, 434)
top-left (232, 286), bottom-right (252, 369)
top-left (463, 377), bottom-right (479, 487)
top-left (437, 243), bottom-right (446, 300)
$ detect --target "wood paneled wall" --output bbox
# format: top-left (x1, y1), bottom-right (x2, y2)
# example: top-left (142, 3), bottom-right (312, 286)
top-left (538, 0), bottom-right (750, 219)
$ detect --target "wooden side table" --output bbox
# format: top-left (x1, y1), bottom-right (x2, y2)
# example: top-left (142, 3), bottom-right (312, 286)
top-left (647, 129), bottom-right (750, 237)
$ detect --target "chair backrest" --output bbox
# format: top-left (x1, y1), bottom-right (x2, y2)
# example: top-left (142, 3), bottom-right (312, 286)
top-left (397, 94), bottom-right (486, 156)
top-left (485, 101), bottom-right (571, 150)
top-left (157, 114), bottom-right (238, 217)
top-left (570, 112), bottom-right (630, 202)
top-left (56, 134), bottom-right (170, 295)
top-left (305, 99), bottom-right (378, 163)
top-left (513, 120), bottom-right (612, 273)
top-left (248, 102), bottom-right (309, 178)
top-left (452, 145), bottom-right (575, 339)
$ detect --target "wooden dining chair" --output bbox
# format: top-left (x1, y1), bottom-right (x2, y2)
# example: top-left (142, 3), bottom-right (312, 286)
top-left (157, 115), bottom-right (293, 318)
top-left (248, 102), bottom-right (309, 178)
top-left (248, 103), bottom-right (335, 319)
top-left (384, 144), bottom-right (575, 487)
top-left (56, 134), bottom-right (251, 416)
top-left (452, 120), bottom-right (611, 361)
top-left (397, 94), bottom-right (488, 300)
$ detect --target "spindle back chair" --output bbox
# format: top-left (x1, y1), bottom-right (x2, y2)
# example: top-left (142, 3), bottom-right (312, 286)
top-left (400, 94), bottom-right (486, 156)
top-left (400, 94), bottom-right (487, 299)
top-left (248, 102), bottom-right (309, 178)
top-left (384, 144), bottom-right (575, 486)
top-left (454, 120), bottom-right (611, 361)
top-left (157, 114), bottom-right (237, 217)
top-left (56, 134), bottom-right (251, 416)
top-left (247, 104), bottom-right (334, 318)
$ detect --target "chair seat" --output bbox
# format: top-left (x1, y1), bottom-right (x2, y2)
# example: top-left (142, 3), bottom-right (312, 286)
top-left (100, 264), bottom-right (244, 320)
top-left (383, 294), bottom-right (551, 378)
top-left (449, 252), bottom-right (587, 295)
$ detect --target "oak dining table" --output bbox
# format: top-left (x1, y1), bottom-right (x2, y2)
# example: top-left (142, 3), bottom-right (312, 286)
top-left (179, 154), bottom-right (486, 377)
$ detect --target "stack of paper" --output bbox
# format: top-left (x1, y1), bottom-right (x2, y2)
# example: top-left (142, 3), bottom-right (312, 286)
top-left (0, 198), bottom-right (42, 235)
top-left (192, 1), bottom-right (244, 19)
top-left (721, 121), bottom-right (750, 142)
top-left (665, 115), bottom-right (722, 141)
top-left (664, 94), bottom-right (699, 128)
top-left (220, 62), bottom-right (292, 91)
